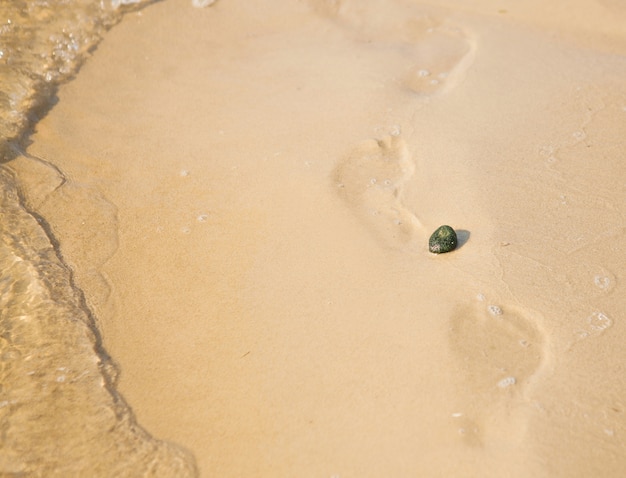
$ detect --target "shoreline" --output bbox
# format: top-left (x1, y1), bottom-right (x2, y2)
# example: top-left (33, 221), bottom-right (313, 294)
top-left (8, 0), bottom-right (626, 475)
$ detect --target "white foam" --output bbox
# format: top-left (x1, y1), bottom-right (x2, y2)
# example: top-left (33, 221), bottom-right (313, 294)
top-left (192, 0), bottom-right (216, 7)
top-left (111, 0), bottom-right (141, 8)
top-left (389, 125), bottom-right (401, 136)
top-left (497, 376), bottom-right (516, 388)
top-left (588, 311), bottom-right (612, 331)
top-left (594, 275), bottom-right (610, 290)
top-left (488, 305), bottom-right (503, 316)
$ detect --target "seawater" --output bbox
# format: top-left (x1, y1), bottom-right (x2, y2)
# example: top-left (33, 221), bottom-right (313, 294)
top-left (0, 1), bottom-right (197, 475)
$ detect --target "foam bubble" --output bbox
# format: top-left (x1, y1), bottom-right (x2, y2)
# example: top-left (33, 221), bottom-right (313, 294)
top-left (192, 0), bottom-right (216, 7)
top-left (593, 275), bottom-right (610, 290)
top-left (488, 305), bottom-right (503, 316)
top-left (497, 376), bottom-right (516, 388)
top-left (587, 311), bottom-right (612, 331)
top-left (389, 125), bottom-right (401, 136)
top-left (111, 0), bottom-right (142, 8)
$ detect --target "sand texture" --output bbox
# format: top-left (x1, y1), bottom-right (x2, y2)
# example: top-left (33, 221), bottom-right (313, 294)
top-left (10, 0), bottom-right (626, 475)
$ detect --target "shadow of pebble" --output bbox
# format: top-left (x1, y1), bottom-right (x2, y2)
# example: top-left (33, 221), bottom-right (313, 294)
top-left (456, 229), bottom-right (470, 249)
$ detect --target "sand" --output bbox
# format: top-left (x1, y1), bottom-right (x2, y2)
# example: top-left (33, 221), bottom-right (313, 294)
top-left (9, 0), bottom-right (626, 475)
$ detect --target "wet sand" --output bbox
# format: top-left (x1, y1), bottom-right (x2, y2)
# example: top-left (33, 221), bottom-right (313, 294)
top-left (10, 0), bottom-right (626, 475)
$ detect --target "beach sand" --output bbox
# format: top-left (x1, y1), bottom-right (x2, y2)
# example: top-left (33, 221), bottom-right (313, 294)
top-left (10, 0), bottom-right (626, 475)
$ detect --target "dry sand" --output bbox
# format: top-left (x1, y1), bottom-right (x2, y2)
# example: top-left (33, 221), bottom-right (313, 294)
top-left (10, 0), bottom-right (626, 475)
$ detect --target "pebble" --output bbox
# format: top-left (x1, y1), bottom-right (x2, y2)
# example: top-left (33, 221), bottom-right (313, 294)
top-left (429, 225), bottom-right (458, 254)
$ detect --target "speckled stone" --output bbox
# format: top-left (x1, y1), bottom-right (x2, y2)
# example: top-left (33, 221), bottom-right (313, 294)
top-left (429, 225), bottom-right (458, 254)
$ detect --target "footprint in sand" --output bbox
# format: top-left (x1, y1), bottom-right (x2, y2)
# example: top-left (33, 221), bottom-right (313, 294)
top-left (402, 18), bottom-right (476, 96)
top-left (448, 301), bottom-right (550, 445)
top-left (450, 301), bottom-right (548, 396)
top-left (309, 0), bottom-right (476, 96)
top-left (332, 134), bottom-right (422, 248)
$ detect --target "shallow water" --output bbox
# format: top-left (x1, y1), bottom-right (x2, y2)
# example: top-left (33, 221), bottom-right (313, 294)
top-left (0, 0), bottom-right (196, 475)
top-left (4, 0), bottom-right (626, 476)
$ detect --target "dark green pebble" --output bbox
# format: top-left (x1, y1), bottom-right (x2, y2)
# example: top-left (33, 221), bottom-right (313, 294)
top-left (429, 225), bottom-right (457, 254)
